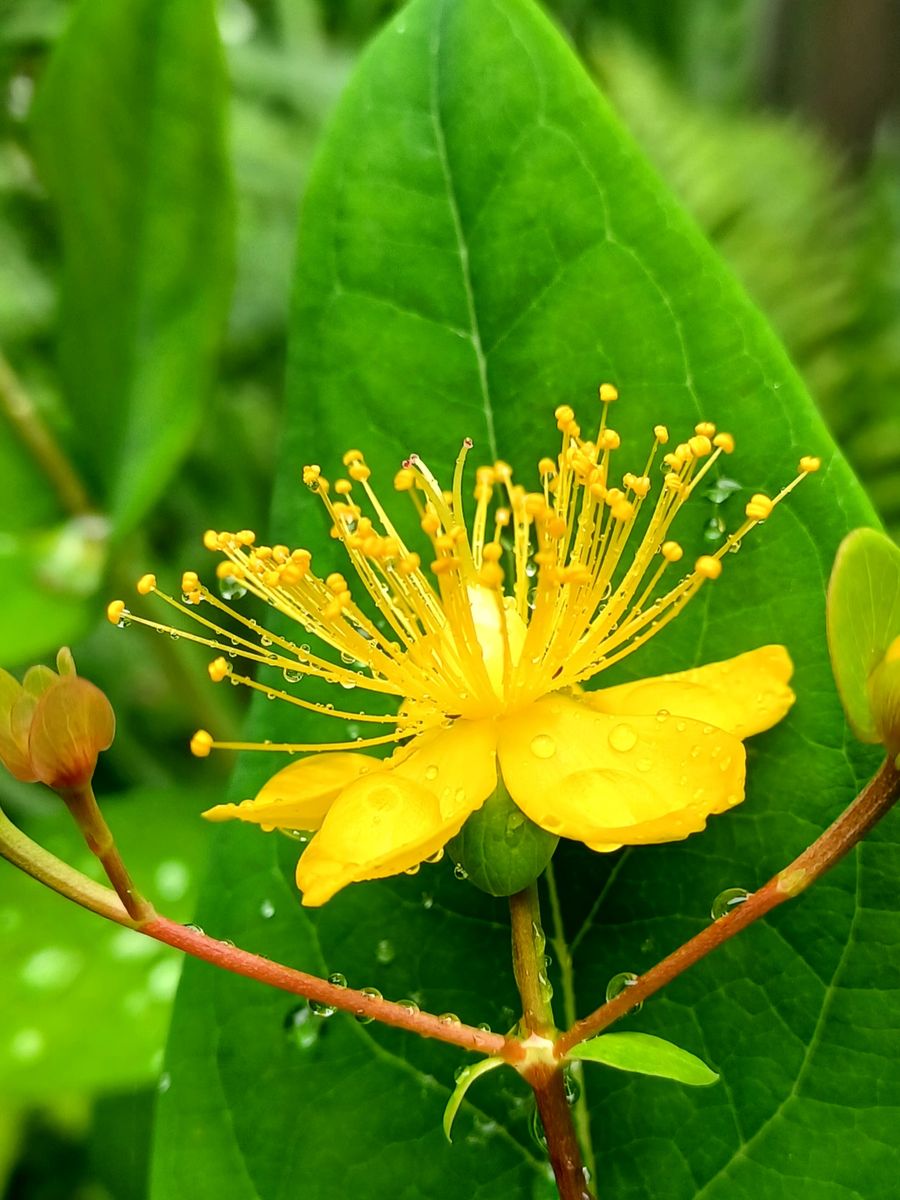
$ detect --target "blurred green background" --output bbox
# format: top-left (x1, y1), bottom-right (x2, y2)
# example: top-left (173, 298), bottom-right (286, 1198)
top-left (1, 0), bottom-right (898, 1195)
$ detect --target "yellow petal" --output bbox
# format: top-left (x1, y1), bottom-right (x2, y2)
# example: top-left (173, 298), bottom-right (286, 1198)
top-left (296, 721), bottom-right (497, 906)
top-left (390, 717), bottom-right (498, 820)
top-left (497, 694), bottom-right (745, 850)
top-left (202, 752), bottom-right (377, 831)
top-left (581, 645), bottom-right (794, 740)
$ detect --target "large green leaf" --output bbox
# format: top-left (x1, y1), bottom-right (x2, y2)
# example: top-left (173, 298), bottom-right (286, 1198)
top-left (29, 0), bottom-right (233, 534)
top-left (154, 2), bottom-right (893, 1198)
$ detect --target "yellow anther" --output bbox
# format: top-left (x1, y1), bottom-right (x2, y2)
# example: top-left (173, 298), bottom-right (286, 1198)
top-left (598, 429), bottom-right (620, 451)
top-left (664, 474), bottom-right (685, 493)
top-left (349, 462), bottom-right (371, 482)
top-left (216, 561), bottom-right (241, 580)
top-left (493, 460), bottom-right (513, 483)
top-left (482, 543), bottom-right (503, 562)
top-left (203, 529), bottom-right (220, 551)
top-left (431, 557), bottom-right (459, 576)
top-left (495, 507), bottom-right (511, 527)
top-left (745, 493), bottom-right (773, 521)
top-left (397, 553), bottom-right (421, 575)
top-left (280, 563), bottom-right (303, 585)
top-left (190, 730), bottom-right (213, 758)
top-left (342, 449), bottom-right (364, 466)
top-left (393, 468), bottom-right (416, 491)
top-left (554, 404), bottom-right (575, 426)
top-left (538, 457), bottom-right (557, 477)
top-left (435, 534), bottom-right (456, 553)
top-left (713, 432), bottom-right (735, 454)
top-left (292, 548), bottom-right (312, 564)
top-left (629, 475), bottom-right (651, 498)
top-left (302, 465), bottom-right (321, 486)
top-left (605, 488), bottom-right (624, 506)
top-left (182, 571), bottom-right (199, 590)
top-left (598, 382), bottom-right (619, 403)
top-left (326, 573), bottom-right (348, 593)
top-left (611, 499), bottom-right (635, 522)
top-left (696, 555), bottom-right (723, 580)
top-left (106, 600), bottom-right (127, 625)
top-left (662, 541), bottom-right (683, 562)
top-left (421, 512), bottom-right (441, 536)
top-left (479, 562), bottom-right (504, 588)
top-left (694, 421), bottom-right (716, 438)
top-left (476, 466), bottom-right (496, 486)
top-left (688, 434), bottom-right (712, 457)
top-left (654, 424), bottom-right (669, 444)
top-left (236, 530), bottom-right (256, 546)
top-left (208, 657), bottom-right (229, 683)
top-left (799, 455), bottom-right (821, 474)
top-left (524, 493), bottom-right (546, 517)
top-left (334, 479), bottom-right (352, 495)
top-left (137, 573), bottom-right (156, 595)
top-left (589, 482), bottom-right (607, 500)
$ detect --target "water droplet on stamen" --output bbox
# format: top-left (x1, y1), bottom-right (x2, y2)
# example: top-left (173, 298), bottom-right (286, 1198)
top-left (218, 576), bottom-right (247, 601)
top-left (608, 723), bottom-right (638, 753)
top-left (605, 971), bottom-right (643, 1012)
top-left (710, 887), bottom-right (750, 921)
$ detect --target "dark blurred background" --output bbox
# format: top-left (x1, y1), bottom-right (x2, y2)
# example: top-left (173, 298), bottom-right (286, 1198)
top-left (1, 0), bottom-right (898, 1195)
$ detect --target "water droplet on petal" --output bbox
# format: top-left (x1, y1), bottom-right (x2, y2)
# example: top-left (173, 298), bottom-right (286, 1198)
top-left (636, 757), bottom-right (653, 773)
top-left (608, 723), bottom-right (638, 753)
top-left (655, 709), bottom-right (670, 723)
top-left (605, 971), bottom-right (643, 1012)
top-left (710, 887), bottom-right (750, 921)
top-left (424, 764), bottom-right (439, 781)
top-left (530, 733), bottom-right (556, 759)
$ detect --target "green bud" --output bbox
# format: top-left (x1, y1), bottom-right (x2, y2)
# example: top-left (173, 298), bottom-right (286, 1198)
top-left (448, 779), bottom-right (558, 896)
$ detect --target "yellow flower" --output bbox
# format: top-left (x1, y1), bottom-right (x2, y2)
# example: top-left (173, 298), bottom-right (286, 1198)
top-left (110, 388), bottom-right (818, 906)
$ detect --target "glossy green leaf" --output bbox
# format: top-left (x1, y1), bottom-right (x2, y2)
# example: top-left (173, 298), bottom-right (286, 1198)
top-left (154, 2), bottom-right (892, 1198)
top-left (827, 528), bottom-right (900, 741)
top-left (449, 782), bottom-right (558, 897)
top-left (442, 1056), bottom-right (505, 1141)
top-left (30, 0), bottom-right (233, 534)
top-left (0, 787), bottom-right (208, 1098)
top-left (568, 1031), bottom-right (718, 1087)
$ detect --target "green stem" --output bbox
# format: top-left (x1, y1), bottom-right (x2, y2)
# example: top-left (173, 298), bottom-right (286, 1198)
top-left (0, 348), bottom-right (93, 515)
top-left (510, 884), bottom-right (595, 1200)
top-left (545, 863), bottom-right (597, 1187)
top-left (509, 883), bottom-right (554, 1036)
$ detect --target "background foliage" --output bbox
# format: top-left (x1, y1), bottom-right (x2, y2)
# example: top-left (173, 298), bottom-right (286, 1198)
top-left (1, 0), bottom-right (898, 1197)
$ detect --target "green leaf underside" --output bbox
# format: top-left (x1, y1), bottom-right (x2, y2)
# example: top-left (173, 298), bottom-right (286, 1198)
top-left (155, 2), bottom-right (896, 1199)
top-left (30, 0), bottom-right (233, 534)
top-left (443, 1057), bottom-right (506, 1141)
top-left (569, 1031), bottom-right (718, 1087)
top-left (448, 781), bottom-right (558, 896)
top-left (827, 528), bottom-right (900, 741)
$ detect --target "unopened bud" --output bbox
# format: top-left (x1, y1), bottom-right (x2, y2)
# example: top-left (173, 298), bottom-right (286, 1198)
top-left (868, 636), bottom-right (900, 759)
top-left (0, 650), bottom-right (115, 792)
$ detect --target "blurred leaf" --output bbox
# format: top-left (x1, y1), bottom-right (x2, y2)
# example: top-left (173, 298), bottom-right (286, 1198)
top-left (30, 0), bottom-right (234, 534)
top-left (827, 528), bottom-right (900, 741)
top-left (568, 1031), bottom-right (718, 1086)
top-left (153, 1), bottom-right (890, 1198)
top-left (0, 786), bottom-right (208, 1099)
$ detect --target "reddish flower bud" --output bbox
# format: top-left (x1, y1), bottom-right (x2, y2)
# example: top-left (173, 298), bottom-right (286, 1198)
top-left (0, 651), bottom-right (115, 791)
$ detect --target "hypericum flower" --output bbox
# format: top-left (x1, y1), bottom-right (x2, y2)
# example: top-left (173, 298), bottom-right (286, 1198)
top-left (0, 647), bottom-right (115, 792)
top-left (109, 388), bottom-right (819, 905)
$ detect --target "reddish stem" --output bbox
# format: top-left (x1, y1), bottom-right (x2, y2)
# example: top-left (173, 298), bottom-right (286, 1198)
top-left (527, 1063), bottom-right (593, 1200)
top-left (557, 754), bottom-right (900, 1057)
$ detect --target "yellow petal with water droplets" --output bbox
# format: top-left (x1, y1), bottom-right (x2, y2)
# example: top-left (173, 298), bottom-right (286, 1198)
top-left (581, 645), bottom-right (794, 740)
top-left (497, 694), bottom-right (745, 849)
top-left (202, 752), bottom-right (377, 832)
top-left (296, 721), bottom-right (497, 905)
top-left (389, 717), bottom-right (498, 820)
